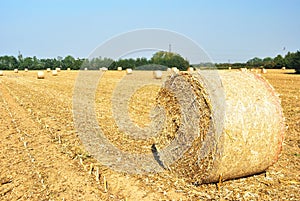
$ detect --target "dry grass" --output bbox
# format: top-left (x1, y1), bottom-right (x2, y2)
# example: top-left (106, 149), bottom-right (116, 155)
top-left (0, 69), bottom-right (299, 200)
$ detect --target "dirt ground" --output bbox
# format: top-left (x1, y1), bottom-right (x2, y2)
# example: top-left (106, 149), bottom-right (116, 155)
top-left (0, 69), bottom-right (299, 200)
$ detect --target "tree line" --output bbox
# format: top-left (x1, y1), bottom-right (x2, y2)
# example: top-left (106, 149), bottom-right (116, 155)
top-left (215, 51), bottom-right (300, 73)
top-left (0, 50), bottom-right (299, 73)
top-left (0, 51), bottom-right (189, 71)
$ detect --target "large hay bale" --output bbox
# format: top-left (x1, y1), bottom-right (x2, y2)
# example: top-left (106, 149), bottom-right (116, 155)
top-left (14, 69), bottom-right (18, 73)
top-left (24, 68), bottom-right (28, 72)
top-left (0, 70), bottom-right (3, 76)
top-left (117, 67), bottom-right (122, 71)
top-left (154, 71), bottom-right (284, 184)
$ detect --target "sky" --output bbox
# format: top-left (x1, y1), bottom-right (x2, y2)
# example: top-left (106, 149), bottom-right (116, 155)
top-left (0, 0), bottom-right (299, 63)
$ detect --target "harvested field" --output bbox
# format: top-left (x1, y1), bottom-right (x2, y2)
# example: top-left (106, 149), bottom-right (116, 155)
top-left (0, 69), bottom-right (299, 200)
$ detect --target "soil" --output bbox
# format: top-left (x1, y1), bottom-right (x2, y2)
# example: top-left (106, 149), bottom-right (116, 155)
top-left (0, 69), bottom-right (299, 200)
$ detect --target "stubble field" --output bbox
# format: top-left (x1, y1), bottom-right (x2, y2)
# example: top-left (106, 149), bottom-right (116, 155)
top-left (0, 69), bottom-right (299, 200)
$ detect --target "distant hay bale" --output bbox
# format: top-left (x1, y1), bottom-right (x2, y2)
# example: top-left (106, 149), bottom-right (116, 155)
top-left (153, 70), bottom-right (163, 79)
top-left (14, 69), bottom-right (18, 73)
top-left (167, 68), bottom-right (171, 72)
top-left (228, 67), bottom-right (231, 70)
top-left (46, 68), bottom-right (51, 72)
top-left (187, 67), bottom-right (194, 72)
top-left (52, 70), bottom-right (58, 76)
top-left (281, 67), bottom-right (286, 70)
top-left (0, 70), bottom-right (3, 76)
top-left (24, 68), bottom-right (28, 72)
top-left (126, 68), bottom-right (133, 74)
top-left (100, 67), bottom-right (108, 71)
top-left (56, 67), bottom-right (61, 72)
top-left (84, 68), bottom-right (88, 71)
top-left (117, 67), bottom-right (122, 71)
top-left (153, 71), bottom-right (284, 184)
top-left (171, 67), bottom-right (179, 74)
top-left (67, 68), bottom-right (71, 71)
top-left (261, 68), bottom-right (267, 74)
top-left (239, 68), bottom-right (247, 72)
top-left (37, 71), bottom-right (45, 79)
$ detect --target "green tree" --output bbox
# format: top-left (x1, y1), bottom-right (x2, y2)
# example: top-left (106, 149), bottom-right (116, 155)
top-left (285, 51), bottom-right (300, 73)
top-left (150, 51), bottom-right (189, 70)
top-left (273, 55), bottom-right (285, 69)
top-left (63, 55), bottom-right (75, 69)
top-left (246, 57), bottom-right (263, 67)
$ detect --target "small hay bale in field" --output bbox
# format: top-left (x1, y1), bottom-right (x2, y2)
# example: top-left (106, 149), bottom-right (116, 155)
top-left (52, 70), bottom-right (58, 76)
top-left (261, 68), bottom-right (267, 74)
top-left (171, 67), bottom-right (179, 74)
top-left (37, 71), bottom-right (45, 79)
top-left (167, 68), bottom-right (171, 72)
top-left (187, 67), bottom-right (194, 72)
top-left (0, 70), bottom-right (3, 76)
top-left (239, 68), bottom-right (247, 72)
top-left (24, 68), bottom-right (28, 72)
top-left (56, 67), bottom-right (61, 72)
top-left (117, 67), bottom-right (122, 71)
top-left (228, 67), bottom-right (231, 70)
top-left (153, 70), bottom-right (162, 79)
top-left (84, 67), bottom-right (88, 71)
top-left (67, 68), bottom-right (71, 71)
top-left (281, 67), bottom-right (286, 70)
top-left (126, 68), bottom-right (133, 74)
top-left (46, 68), bottom-right (51, 72)
top-left (154, 71), bottom-right (284, 184)
top-left (14, 69), bottom-right (18, 73)
top-left (101, 67), bottom-right (108, 71)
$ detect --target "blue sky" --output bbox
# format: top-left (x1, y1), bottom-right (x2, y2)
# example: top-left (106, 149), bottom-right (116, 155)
top-left (0, 0), bottom-right (299, 63)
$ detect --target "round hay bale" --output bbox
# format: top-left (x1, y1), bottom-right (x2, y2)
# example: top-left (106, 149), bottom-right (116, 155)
top-left (239, 68), bottom-right (247, 72)
top-left (67, 68), bottom-right (71, 71)
top-left (56, 67), bottom-right (61, 72)
top-left (84, 67), bottom-right (88, 71)
top-left (100, 67), bottom-right (108, 71)
top-left (154, 71), bottom-right (284, 184)
top-left (14, 69), bottom-right (18, 73)
top-left (117, 67), bottom-right (122, 71)
top-left (281, 67), bottom-right (286, 70)
top-left (126, 68), bottom-right (133, 74)
top-left (24, 68), bottom-right (28, 72)
top-left (52, 70), bottom-right (58, 76)
top-left (46, 68), bottom-right (51, 72)
top-left (171, 67), bottom-right (179, 74)
top-left (153, 70), bottom-right (163, 79)
top-left (228, 67), bottom-right (232, 70)
top-left (187, 67), bottom-right (194, 72)
top-left (167, 68), bottom-right (171, 72)
top-left (37, 71), bottom-right (45, 79)
top-left (0, 70), bottom-right (3, 76)
top-left (261, 68), bottom-right (267, 74)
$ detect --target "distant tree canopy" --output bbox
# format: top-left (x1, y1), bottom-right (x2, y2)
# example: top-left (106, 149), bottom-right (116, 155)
top-left (0, 50), bottom-right (299, 73)
top-left (150, 51), bottom-right (189, 71)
